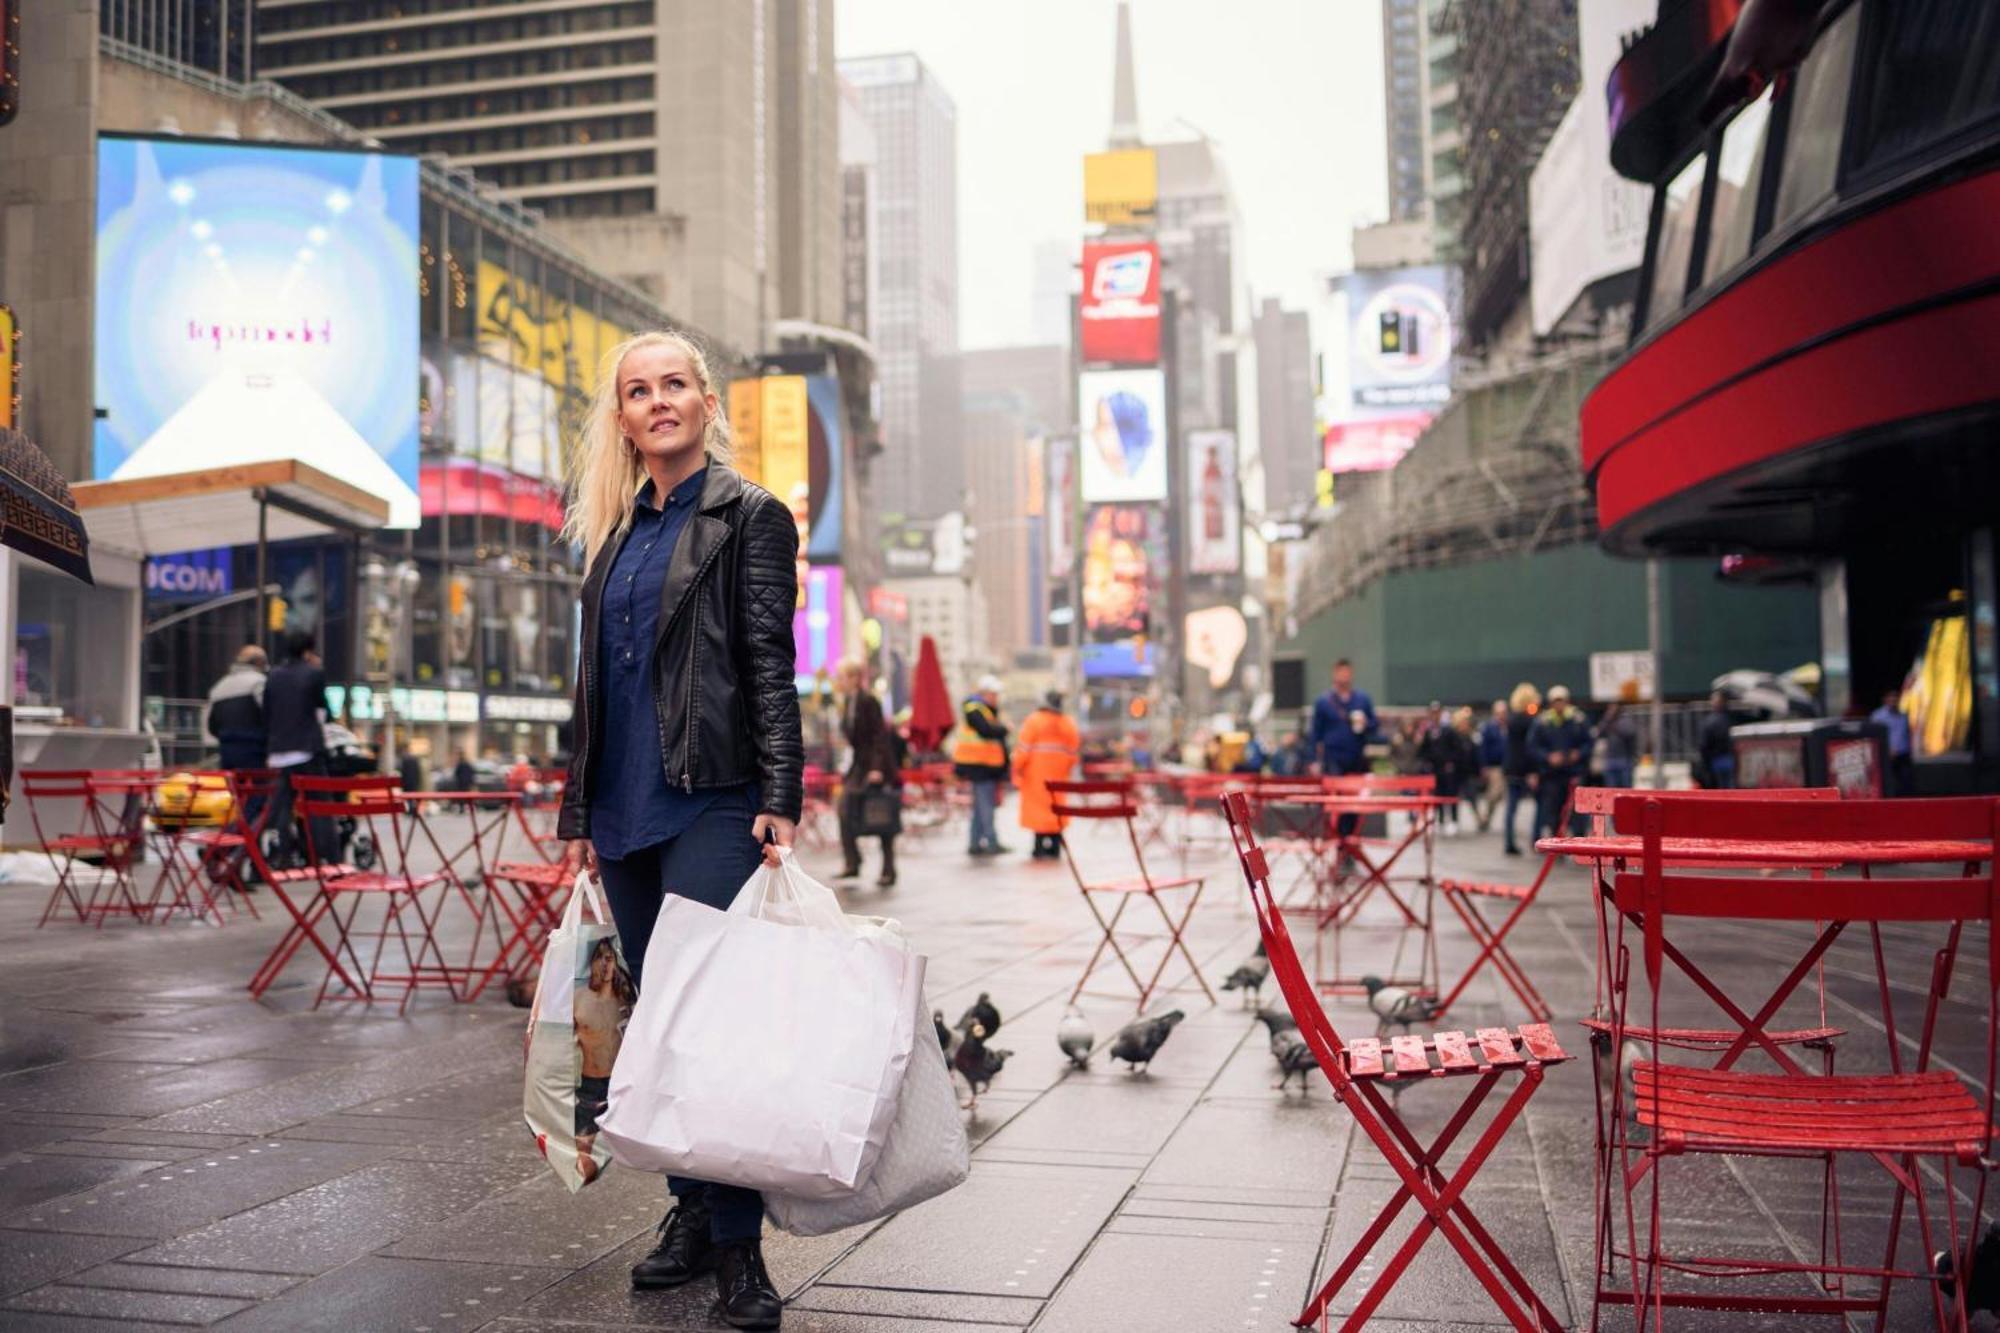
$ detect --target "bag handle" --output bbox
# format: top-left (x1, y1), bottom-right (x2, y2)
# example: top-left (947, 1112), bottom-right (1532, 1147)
top-left (730, 848), bottom-right (850, 932)
top-left (567, 868), bottom-right (611, 928)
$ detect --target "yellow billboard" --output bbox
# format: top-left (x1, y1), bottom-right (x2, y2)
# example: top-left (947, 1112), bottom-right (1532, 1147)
top-left (475, 260), bottom-right (631, 393)
top-left (730, 376), bottom-right (812, 610)
top-left (1084, 148), bottom-right (1158, 227)
top-left (0, 304), bottom-right (15, 431)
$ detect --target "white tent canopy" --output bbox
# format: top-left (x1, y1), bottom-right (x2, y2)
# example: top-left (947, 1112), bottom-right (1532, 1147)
top-left (72, 458), bottom-right (390, 559)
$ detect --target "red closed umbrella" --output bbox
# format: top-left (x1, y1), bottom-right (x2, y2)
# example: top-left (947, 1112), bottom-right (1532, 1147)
top-left (908, 635), bottom-right (955, 755)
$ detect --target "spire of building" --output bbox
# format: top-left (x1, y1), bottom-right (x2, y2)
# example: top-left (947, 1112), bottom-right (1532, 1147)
top-left (1109, 2), bottom-right (1141, 148)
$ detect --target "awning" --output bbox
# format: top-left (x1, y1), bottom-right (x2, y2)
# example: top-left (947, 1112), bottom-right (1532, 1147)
top-left (71, 458), bottom-right (391, 559)
top-left (0, 427), bottom-right (93, 583)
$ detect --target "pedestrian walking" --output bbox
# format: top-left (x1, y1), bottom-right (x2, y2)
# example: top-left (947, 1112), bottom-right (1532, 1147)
top-left (1871, 688), bottom-right (1914, 796)
top-left (953, 675), bottom-right (1011, 856)
top-left (1472, 700), bottom-right (1508, 830)
top-left (555, 329), bottom-right (802, 1330)
top-left (204, 644), bottom-right (268, 771)
top-left (263, 631), bottom-right (335, 869)
top-left (1598, 702), bottom-right (1639, 789)
top-left (833, 659), bottom-right (899, 887)
top-left (1013, 691), bottom-right (1081, 859)
top-left (1501, 683), bottom-right (1540, 855)
top-left (1695, 690), bottom-right (1737, 789)
top-left (1529, 685), bottom-right (1591, 840)
top-left (1270, 728), bottom-right (1310, 777)
top-left (1420, 706), bottom-right (1478, 834)
top-left (1310, 658), bottom-right (1378, 838)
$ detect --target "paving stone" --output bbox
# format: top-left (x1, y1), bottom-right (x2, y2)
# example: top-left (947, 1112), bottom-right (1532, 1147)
top-left (0, 1138), bottom-right (396, 1239)
top-left (1141, 1099), bottom-right (1349, 1196)
top-left (513, 1224), bottom-right (859, 1329)
top-left (129, 1157), bottom-right (545, 1274)
top-left (0, 1312), bottom-right (191, 1333)
top-left (380, 1163), bottom-right (666, 1269)
top-left (1034, 1230), bottom-right (1322, 1333)
top-left (19, 1141), bottom-right (211, 1164)
top-left (818, 1160), bottom-right (1133, 1298)
top-left (53, 1261), bottom-right (299, 1300)
top-left (0, 1152), bottom-right (170, 1211)
top-left (203, 1255), bottom-right (557, 1332)
top-left (1, 1281), bottom-right (253, 1324)
top-left (786, 1284), bottom-right (1042, 1325)
top-left (978, 1079), bottom-right (1202, 1158)
top-left (0, 1229), bottom-right (151, 1300)
top-left (0, 1063), bottom-right (187, 1113)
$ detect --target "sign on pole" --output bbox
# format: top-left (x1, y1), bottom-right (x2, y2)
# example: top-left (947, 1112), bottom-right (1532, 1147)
top-left (1589, 649), bottom-right (1657, 703)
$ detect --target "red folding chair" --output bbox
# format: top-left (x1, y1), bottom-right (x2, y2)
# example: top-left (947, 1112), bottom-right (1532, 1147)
top-left (144, 770), bottom-right (266, 925)
top-left (1431, 788), bottom-right (1577, 1024)
top-left (240, 769), bottom-right (362, 1001)
top-left (20, 770), bottom-right (154, 927)
top-left (290, 775), bottom-right (454, 1012)
top-left (1222, 789), bottom-right (1571, 1331)
top-left (473, 849), bottom-right (580, 998)
top-left (1605, 794), bottom-right (2000, 1330)
top-left (1049, 780), bottom-right (1215, 1012)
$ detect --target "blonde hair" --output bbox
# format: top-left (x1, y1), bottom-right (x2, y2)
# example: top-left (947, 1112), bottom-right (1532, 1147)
top-left (562, 330), bottom-right (733, 566)
top-left (1509, 681), bottom-right (1542, 713)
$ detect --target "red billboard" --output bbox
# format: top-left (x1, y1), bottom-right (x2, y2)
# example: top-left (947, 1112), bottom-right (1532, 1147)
top-left (1080, 240), bottom-right (1161, 365)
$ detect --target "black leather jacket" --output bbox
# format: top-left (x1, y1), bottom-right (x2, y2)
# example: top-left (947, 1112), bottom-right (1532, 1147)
top-left (558, 465), bottom-right (805, 839)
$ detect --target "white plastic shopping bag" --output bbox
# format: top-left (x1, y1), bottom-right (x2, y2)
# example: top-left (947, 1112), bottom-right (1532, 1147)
top-left (523, 870), bottom-right (635, 1191)
top-left (765, 982), bottom-right (970, 1235)
top-left (597, 851), bottom-right (923, 1199)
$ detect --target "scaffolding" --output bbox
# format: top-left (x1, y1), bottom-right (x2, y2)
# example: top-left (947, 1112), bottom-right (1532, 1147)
top-left (1441, 0), bottom-right (1581, 345)
top-left (1291, 340), bottom-right (1614, 624)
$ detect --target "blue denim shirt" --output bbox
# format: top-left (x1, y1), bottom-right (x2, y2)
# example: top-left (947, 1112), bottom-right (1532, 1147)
top-left (590, 469), bottom-right (750, 860)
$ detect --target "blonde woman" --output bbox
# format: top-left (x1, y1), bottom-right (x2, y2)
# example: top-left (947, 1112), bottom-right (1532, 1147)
top-left (1501, 681), bottom-right (1542, 855)
top-left (556, 330), bottom-right (800, 1330)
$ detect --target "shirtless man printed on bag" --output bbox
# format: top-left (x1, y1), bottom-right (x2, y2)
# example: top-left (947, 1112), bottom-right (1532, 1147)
top-left (573, 935), bottom-right (634, 1183)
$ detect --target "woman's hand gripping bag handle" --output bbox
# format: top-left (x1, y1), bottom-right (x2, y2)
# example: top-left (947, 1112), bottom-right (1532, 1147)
top-left (523, 868), bottom-right (635, 1192)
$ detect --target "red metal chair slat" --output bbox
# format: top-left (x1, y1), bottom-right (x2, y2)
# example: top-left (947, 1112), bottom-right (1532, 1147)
top-left (1220, 788), bottom-right (1569, 1332)
top-left (1388, 1034), bottom-right (1429, 1077)
top-left (1048, 779), bottom-right (1214, 1012)
top-left (1476, 1028), bottom-right (1525, 1066)
top-left (1514, 1023), bottom-right (1567, 1064)
top-left (1432, 1029), bottom-right (1477, 1070)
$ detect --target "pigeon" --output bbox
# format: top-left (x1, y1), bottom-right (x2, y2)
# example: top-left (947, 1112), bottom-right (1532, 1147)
top-left (1254, 1005), bottom-right (1299, 1038)
top-left (951, 1020), bottom-right (1011, 1110)
top-left (933, 1009), bottom-right (958, 1058)
top-left (1361, 975), bottom-right (1442, 1035)
top-left (1936, 1223), bottom-right (2000, 1316)
top-left (957, 992), bottom-right (1002, 1040)
top-left (1109, 1009), bottom-right (1185, 1073)
top-left (1220, 954), bottom-right (1270, 1005)
top-left (1056, 1006), bottom-right (1095, 1070)
top-left (1270, 1027), bottom-right (1320, 1093)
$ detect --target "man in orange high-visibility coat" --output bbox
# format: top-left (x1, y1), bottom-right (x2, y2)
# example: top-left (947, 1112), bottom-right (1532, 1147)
top-left (1013, 691), bottom-right (1081, 859)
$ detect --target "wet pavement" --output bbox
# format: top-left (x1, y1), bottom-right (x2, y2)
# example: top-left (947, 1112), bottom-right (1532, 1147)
top-left (0, 798), bottom-right (1988, 1330)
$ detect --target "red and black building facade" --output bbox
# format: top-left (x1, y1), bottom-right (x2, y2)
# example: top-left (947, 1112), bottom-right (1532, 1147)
top-left (1581, 0), bottom-right (2000, 789)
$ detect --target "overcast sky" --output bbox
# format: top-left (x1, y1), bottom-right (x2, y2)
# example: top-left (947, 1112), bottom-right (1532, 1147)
top-left (834, 0), bottom-right (1390, 350)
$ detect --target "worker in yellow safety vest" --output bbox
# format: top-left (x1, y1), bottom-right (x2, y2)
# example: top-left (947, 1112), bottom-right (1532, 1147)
top-left (952, 675), bottom-right (1011, 856)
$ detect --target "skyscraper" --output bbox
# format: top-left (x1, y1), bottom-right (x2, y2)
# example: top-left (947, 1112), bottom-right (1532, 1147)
top-left (1253, 299), bottom-right (1315, 507)
top-left (245, 0), bottom-right (843, 355)
top-left (838, 52), bottom-right (960, 522)
top-left (1424, 0), bottom-right (1465, 262)
top-left (1382, 0), bottom-right (1429, 223)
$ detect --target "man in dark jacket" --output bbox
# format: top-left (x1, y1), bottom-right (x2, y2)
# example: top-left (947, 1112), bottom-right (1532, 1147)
top-left (1309, 658), bottom-right (1378, 836)
top-left (1528, 685), bottom-right (1592, 841)
top-left (835, 660), bottom-right (899, 886)
top-left (263, 631), bottom-right (335, 867)
top-left (204, 645), bottom-right (268, 771)
top-left (1696, 691), bottom-right (1737, 789)
top-left (952, 675), bottom-right (1010, 856)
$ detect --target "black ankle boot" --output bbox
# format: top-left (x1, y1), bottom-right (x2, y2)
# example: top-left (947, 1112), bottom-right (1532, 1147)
top-left (630, 1193), bottom-right (715, 1289)
top-left (714, 1238), bottom-right (782, 1329)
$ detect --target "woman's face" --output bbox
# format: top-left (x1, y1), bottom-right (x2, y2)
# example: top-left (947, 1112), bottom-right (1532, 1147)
top-left (616, 343), bottom-right (717, 470)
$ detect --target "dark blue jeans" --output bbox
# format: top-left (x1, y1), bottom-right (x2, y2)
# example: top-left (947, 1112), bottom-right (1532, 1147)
top-left (1502, 776), bottom-right (1531, 851)
top-left (595, 788), bottom-right (767, 1245)
top-left (968, 779), bottom-right (999, 851)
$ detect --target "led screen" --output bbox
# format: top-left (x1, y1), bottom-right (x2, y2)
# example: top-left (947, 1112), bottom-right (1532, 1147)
top-left (94, 135), bottom-right (421, 527)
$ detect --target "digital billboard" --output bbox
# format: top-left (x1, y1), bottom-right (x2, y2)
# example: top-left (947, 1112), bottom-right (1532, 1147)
top-left (1187, 430), bottom-right (1240, 574)
top-left (1083, 148), bottom-right (1158, 227)
top-left (94, 135), bottom-right (421, 527)
top-left (0, 304), bottom-right (15, 431)
top-left (803, 376), bottom-right (844, 563)
top-left (1323, 413), bottom-right (1432, 475)
top-left (1079, 369), bottom-right (1167, 503)
top-left (1082, 505), bottom-right (1155, 638)
top-left (794, 563), bottom-right (844, 690)
top-left (1046, 435), bottom-right (1077, 574)
top-left (1345, 265), bottom-right (1453, 412)
top-left (1081, 240), bottom-right (1161, 364)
